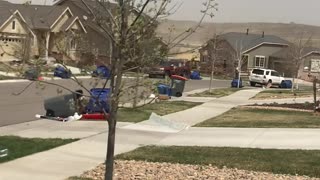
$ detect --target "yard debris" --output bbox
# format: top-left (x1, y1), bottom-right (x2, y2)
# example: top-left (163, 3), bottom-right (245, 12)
top-left (80, 160), bottom-right (319, 180)
top-left (0, 148), bottom-right (8, 158)
top-left (35, 112), bottom-right (82, 122)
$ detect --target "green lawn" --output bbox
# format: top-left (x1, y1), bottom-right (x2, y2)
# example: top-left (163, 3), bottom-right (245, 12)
top-left (116, 146), bottom-right (320, 178)
top-left (118, 101), bottom-right (202, 123)
top-left (195, 107), bottom-right (320, 128)
top-left (188, 88), bottom-right (242, 98)
top-left (0, 136), bottom-right (77, 163)
top-left (252, 86), bottom-right (313, 99)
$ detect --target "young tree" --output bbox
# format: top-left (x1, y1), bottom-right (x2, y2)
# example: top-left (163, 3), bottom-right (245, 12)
top-left (205, 33), bottom-right (223, 92)
top-left (288, 33), bottom-right (312, 91)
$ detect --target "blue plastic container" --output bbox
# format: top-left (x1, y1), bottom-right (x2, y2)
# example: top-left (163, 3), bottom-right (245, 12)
top-left (86, 88), bottom-right (110, 113)
top-left (157, 84), bottom-right (171, 96)
top-left (92, 65), bottom-right (110, 79)
top-left (190, 71), bottom-right (202, 80)
top-left (54, 66), bottom-right (71, 79)
top-left (231, 79), bottom-right (242, 88)
top-left (280, 80), bottom-right (292, 89)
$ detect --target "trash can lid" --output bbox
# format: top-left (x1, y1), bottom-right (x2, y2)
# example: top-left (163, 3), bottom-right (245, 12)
top-left (171, 75), bottom-right (188, 81)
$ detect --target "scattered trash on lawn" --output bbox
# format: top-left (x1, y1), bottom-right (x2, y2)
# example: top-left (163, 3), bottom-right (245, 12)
top-left (0, 148), bottom-right (8, 158)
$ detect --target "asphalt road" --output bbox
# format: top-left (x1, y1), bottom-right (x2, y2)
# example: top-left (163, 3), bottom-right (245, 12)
top-left (0, 78), bottom-right (230, 127)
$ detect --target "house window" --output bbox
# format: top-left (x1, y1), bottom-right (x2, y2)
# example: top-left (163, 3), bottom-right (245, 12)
top-left (70, 39), bottom-right (76, 50)
top-left (12, 21), bottom-right (16, 30)
top-left (223, 60), bottom-right (227, 70)
top-left (255, 56), bottom-right (265, 67)
top-left (242, 54), bottom-right (249, 62)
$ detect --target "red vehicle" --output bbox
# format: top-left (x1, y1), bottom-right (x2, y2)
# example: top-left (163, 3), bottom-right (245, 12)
top-left (148, 60), bottom-right (191, 78)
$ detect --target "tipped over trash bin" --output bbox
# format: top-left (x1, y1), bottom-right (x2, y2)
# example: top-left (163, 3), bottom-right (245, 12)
top-left (44, 93), bottom-right (77, 117)
top-left (92, 65), bottom-right (110, 79)
top-left (190, 71), bottom-right (202, 80)
top-left (54, 66), bottom-right (71, 79)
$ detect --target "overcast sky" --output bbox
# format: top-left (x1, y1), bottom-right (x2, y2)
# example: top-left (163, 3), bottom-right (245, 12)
top-left (9, 0), bottom-right (320, 26)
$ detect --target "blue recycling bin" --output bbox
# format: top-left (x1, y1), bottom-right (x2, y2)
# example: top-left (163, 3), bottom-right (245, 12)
top-left (190, 71), bottom-right (202, 80)
top-left (231, 79), bottom-right (242, 88)
top-left (157, 84), bottom-right (171, 96)
top-left (280, 80), bottom-right (292, 89)
top-left (85, 88), bottom-right (110, 113)
top-left (54, 66), bottom-right (71, 79)
top-left (92, 65), bottom-right (110, 79)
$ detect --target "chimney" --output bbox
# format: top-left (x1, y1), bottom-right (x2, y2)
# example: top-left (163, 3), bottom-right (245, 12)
top-left (262, 31), bottom-right (265, 38)
top-left (246, 28), bottom-right (249, 35)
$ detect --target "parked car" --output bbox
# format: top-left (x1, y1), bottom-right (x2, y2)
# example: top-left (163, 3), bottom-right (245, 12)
top-left (148, 60), bottom-right (191, 78)
top-left (249, 68), bottom-right (284, 87)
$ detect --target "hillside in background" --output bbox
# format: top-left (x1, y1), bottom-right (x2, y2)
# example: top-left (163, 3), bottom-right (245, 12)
top-left (157, 20), bottom-right (320, 47)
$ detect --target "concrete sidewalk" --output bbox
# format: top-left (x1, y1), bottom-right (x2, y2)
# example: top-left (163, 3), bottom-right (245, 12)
top-left (0, 128), bottom-right (170, 180)
top-left (156, 127), bottom-right (320, 150)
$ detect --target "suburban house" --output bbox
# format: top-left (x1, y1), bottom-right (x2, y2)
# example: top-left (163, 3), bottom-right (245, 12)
top-left (299, 48), bottom-right (320, 80)
top-left (0, 0), bottom-right (87, 62)
top-left (169, 44), bottom-right (201, 61)
top-left (54, 0), bottom-right (116, 65)
top-left (200, 31), bottom-right (290, 77)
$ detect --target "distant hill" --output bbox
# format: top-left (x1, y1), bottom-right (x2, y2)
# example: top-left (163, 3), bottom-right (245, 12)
top-left (157, 20), bottom-right (320, 47)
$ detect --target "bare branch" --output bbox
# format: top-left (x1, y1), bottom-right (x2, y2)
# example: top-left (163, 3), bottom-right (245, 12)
top-left (12, 81), bottom-right (35, 96)
top-left (127, 0), bottom-right (151, 31)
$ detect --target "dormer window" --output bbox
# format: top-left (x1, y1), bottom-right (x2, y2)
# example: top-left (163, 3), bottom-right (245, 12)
top-left (12, 21), bottom-right (16, 30)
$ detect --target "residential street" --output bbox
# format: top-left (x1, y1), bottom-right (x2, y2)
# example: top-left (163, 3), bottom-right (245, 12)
top-left (0, 78), bottom-right (230, 127)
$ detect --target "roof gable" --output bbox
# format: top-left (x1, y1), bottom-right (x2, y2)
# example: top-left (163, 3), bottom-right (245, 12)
top-left (60, 16), bottom-right (87, 33)
top-left (0, 9), bottom-right (26, 31)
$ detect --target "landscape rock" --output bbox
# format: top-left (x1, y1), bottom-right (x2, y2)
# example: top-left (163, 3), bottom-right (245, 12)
top-left (80, 160), bottom-right (319, 180)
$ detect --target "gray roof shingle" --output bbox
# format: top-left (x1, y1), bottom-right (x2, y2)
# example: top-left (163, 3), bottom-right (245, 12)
top-left (220, 32), bottom-right (289, 53)
top-left (0, 0), bottom-right (70, 30)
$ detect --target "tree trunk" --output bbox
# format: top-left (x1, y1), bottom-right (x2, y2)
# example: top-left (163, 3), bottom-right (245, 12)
top-left (133, 69), bottom-right (141, 108)
top-left (105, 107), bottom-right (117, 180)
top-left (314, 78), bottom-right (317, 113)
top-left (209, 65), bottom-right (214, 92)
top-left (104, 1), bottom-right (127, 178)
top-left (291, 76), bottom-right (295, 92)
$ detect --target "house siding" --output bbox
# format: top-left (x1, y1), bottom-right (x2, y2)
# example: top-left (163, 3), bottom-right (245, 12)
top-left (246, 45), bottom-right (286, 69)
top-left (0, 39), bottom-right (23, 61)
top-left (200, 40), bottom-right (236, 77)
top-left (298, 54), bottom-right (320, 80)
